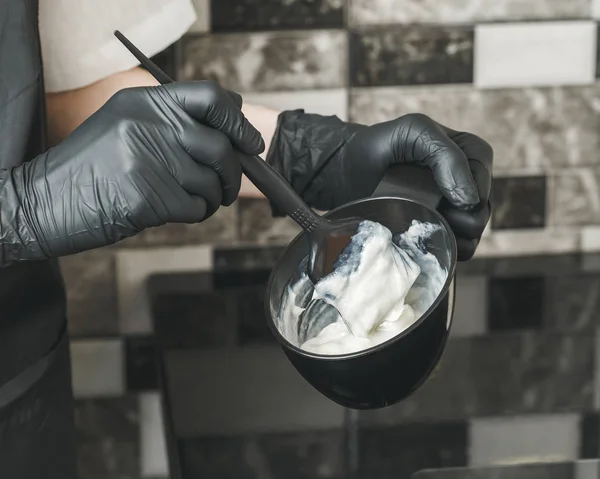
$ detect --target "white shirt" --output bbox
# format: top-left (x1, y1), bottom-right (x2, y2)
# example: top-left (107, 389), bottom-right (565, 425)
top-left (38, 0), bottom-right (197, 93)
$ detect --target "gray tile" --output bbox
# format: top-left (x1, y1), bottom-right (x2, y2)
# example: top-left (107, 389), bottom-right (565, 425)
top-left (75, 396), bottom-right (139, 479)
top-left (116, 245), bottom-right (213, 335)
top-left (116, 204), bottom-right (238, 248)
top-left (71, 339), bottom-right (124, 399)
top-left (451, 275), bottom-right (488, 338)
top-left (59, 249), bottom-right (118, 337)
top-left (576, 460), bottom-right (600, 479)
top-left (469, 414), bottom-right (580, 467)
top-left (350, 85), bottom-right (600, 172)
top-left (359, 332), bottom-right (594, 425)
top-left (348, 0), bottom-right (590, 25)
top-left (350, 25), bottom-right (473, 87)
top-left (545, 274), bottom-right (600, 331)
top-left (164, 345), bottom-right (346, 437)
top-left (180, 30), bottom-right (347, 92)
top-left (412, 463), bottom-right (576, 478)
top-left (238, 198), bottom-right (302, 244)
top-left (550, 169), bottom-right (600, 226)
top-left (188, 0), bottom-right (210, 33)
top-left (180, 430), bottom-right (345, 479)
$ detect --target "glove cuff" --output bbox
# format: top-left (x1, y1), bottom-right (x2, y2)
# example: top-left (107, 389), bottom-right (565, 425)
top-left (0, 165), bottom-right (47, 266)
top-left (265, 109), bottom-right (365, 216)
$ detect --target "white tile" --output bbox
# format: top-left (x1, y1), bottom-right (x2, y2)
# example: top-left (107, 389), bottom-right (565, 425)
top-left (475, 228), bottom-right (580, 257)
top-left (593, 0), bottom-right (600, 19)
top-left (469, 414), bottom-right (580, 466)
top-left (165, 345), bottom-right (346, 437)
top-left (139, 392), bottom-right (169, 478)
top-left (243, 89), bottom-right (349, 121)
top-left (116, 246), bottom-right (212, 334)
top-left (188, 0), bottom-right (210, 33)
top-left (582, 226), bottom-right (600, 252)
top-left (70, 339), bottom-right (124, 398)
top-left (450, 275), bottom-right (488, 338)
top-left (475, 21), bottom-right (597, 88)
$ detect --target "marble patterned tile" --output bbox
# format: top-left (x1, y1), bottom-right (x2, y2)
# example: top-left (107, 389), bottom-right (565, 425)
top-left (349, 85), bottom-right (600, 171)
top-left (164, 346), bottom-right (345, 437)
top-left (71, 339), bottom-right (124, 399)
top-left (188, 0), bottom-right (210, 33)
top-left (180, 429), bottom-right (345, 479)
top-left (349, 26), bottom-right (473, 87)
top-left (139, 392), bottom-right (169, 477)
top-left (450, 275), bottom-right (488, 338)
top-left (474, 229), bottom-right (580, 258)
top-left (550, 169), bottom-right (600, 226)
top-left (152, 291), bottom-right (239, 348)
top-left (469, 414), bottom-right (580, 466)
top-left (116, 245), bottom-right (213, 335)
top-left (348, 0), bottom-right (591, 25)
top-left (242, 88), bottom-right (348, 121)
top-left (125, 335), bottom-right (159, 392)
top-left (59, 249), bottom-right (118, 338)
top-left (359, 332), bottom-right (594, 424)
top-left (238, 198), bottom-right (302, 244)
top-left (210, 0), bottom-right (344, 32)
top-left (75, 396), bottom-right (139, 479)
top-left (488, 277), bottom-right (545, 331)
top-left (545, 274), bottom-right (600, 331)
top-left (180, 30), bottom-right (347, 92)
top-left (492, 176), bottom-right (547, 230)
top-left (358, 422), bottom-right (468, 478)
top-left (474, 21), bottom-right (597, 89)
top-left (116, 204), bottom-right (238, 248)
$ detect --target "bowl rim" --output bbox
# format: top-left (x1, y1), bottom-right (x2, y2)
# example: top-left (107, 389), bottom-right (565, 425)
top-left (264, 195), bottom-right (458, 361)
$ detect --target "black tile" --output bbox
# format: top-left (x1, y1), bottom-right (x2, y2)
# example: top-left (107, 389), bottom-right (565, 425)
top-left (213, 245), bottom-right (286, 272)
top-left (152, 292), bottom-right (238, 348)
top-left (237, 284), bottom-right (275, 345)
top-left (210, 0), bottom-right (344, 33)
top-left (349, 25), bottom-right (474, 87)
top-left (545, 274), bottom-right (600, 331)
top-left (179, 429), bottom-right (345, 479)
top-left (214, 268), bottom-right (273, 290)
top-left (125, 335), bottom-right (158, 391)
top-left (488, 276), bottom-right (545, 331)
top-left (359, 332), bottom-right (594, 423)
top-left (491, 176), bottom-right (547, 229)
top-left (580, 413), bottom-right (600, 459)
top-left (75, 397), bottom-right (139, 479)
top-left (358, 422), bottom-right (467, 479)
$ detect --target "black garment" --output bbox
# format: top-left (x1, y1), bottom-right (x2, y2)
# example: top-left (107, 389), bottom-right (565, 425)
top-left (0, 1), bottom-right (76, 477)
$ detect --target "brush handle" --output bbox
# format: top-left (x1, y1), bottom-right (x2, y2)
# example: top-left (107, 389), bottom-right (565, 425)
top-left (113, 30), bottom-right (324, 234)
top-left (240, 155), bottom-right (323, 233)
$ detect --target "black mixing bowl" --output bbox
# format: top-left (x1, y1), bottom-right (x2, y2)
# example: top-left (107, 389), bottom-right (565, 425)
top-left (265, 192), bottom-right (457, 410)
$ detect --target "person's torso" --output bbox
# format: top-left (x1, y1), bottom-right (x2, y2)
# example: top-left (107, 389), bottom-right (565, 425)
top-left (0, 0), bottom-right (67, 383)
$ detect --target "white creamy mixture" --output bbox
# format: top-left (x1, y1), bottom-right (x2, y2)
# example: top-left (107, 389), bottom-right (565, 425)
top-left (276, 220), bottom-right (448, 355)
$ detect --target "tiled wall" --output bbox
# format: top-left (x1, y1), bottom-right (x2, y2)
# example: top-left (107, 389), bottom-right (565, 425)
top-left (65, 1), bottom-right (600, 477)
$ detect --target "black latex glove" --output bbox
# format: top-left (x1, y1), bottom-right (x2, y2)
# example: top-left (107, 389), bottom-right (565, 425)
top-left (267, 111), bottom-right (492, 261)
top-left (0, 81), bottom-right (264, 266)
